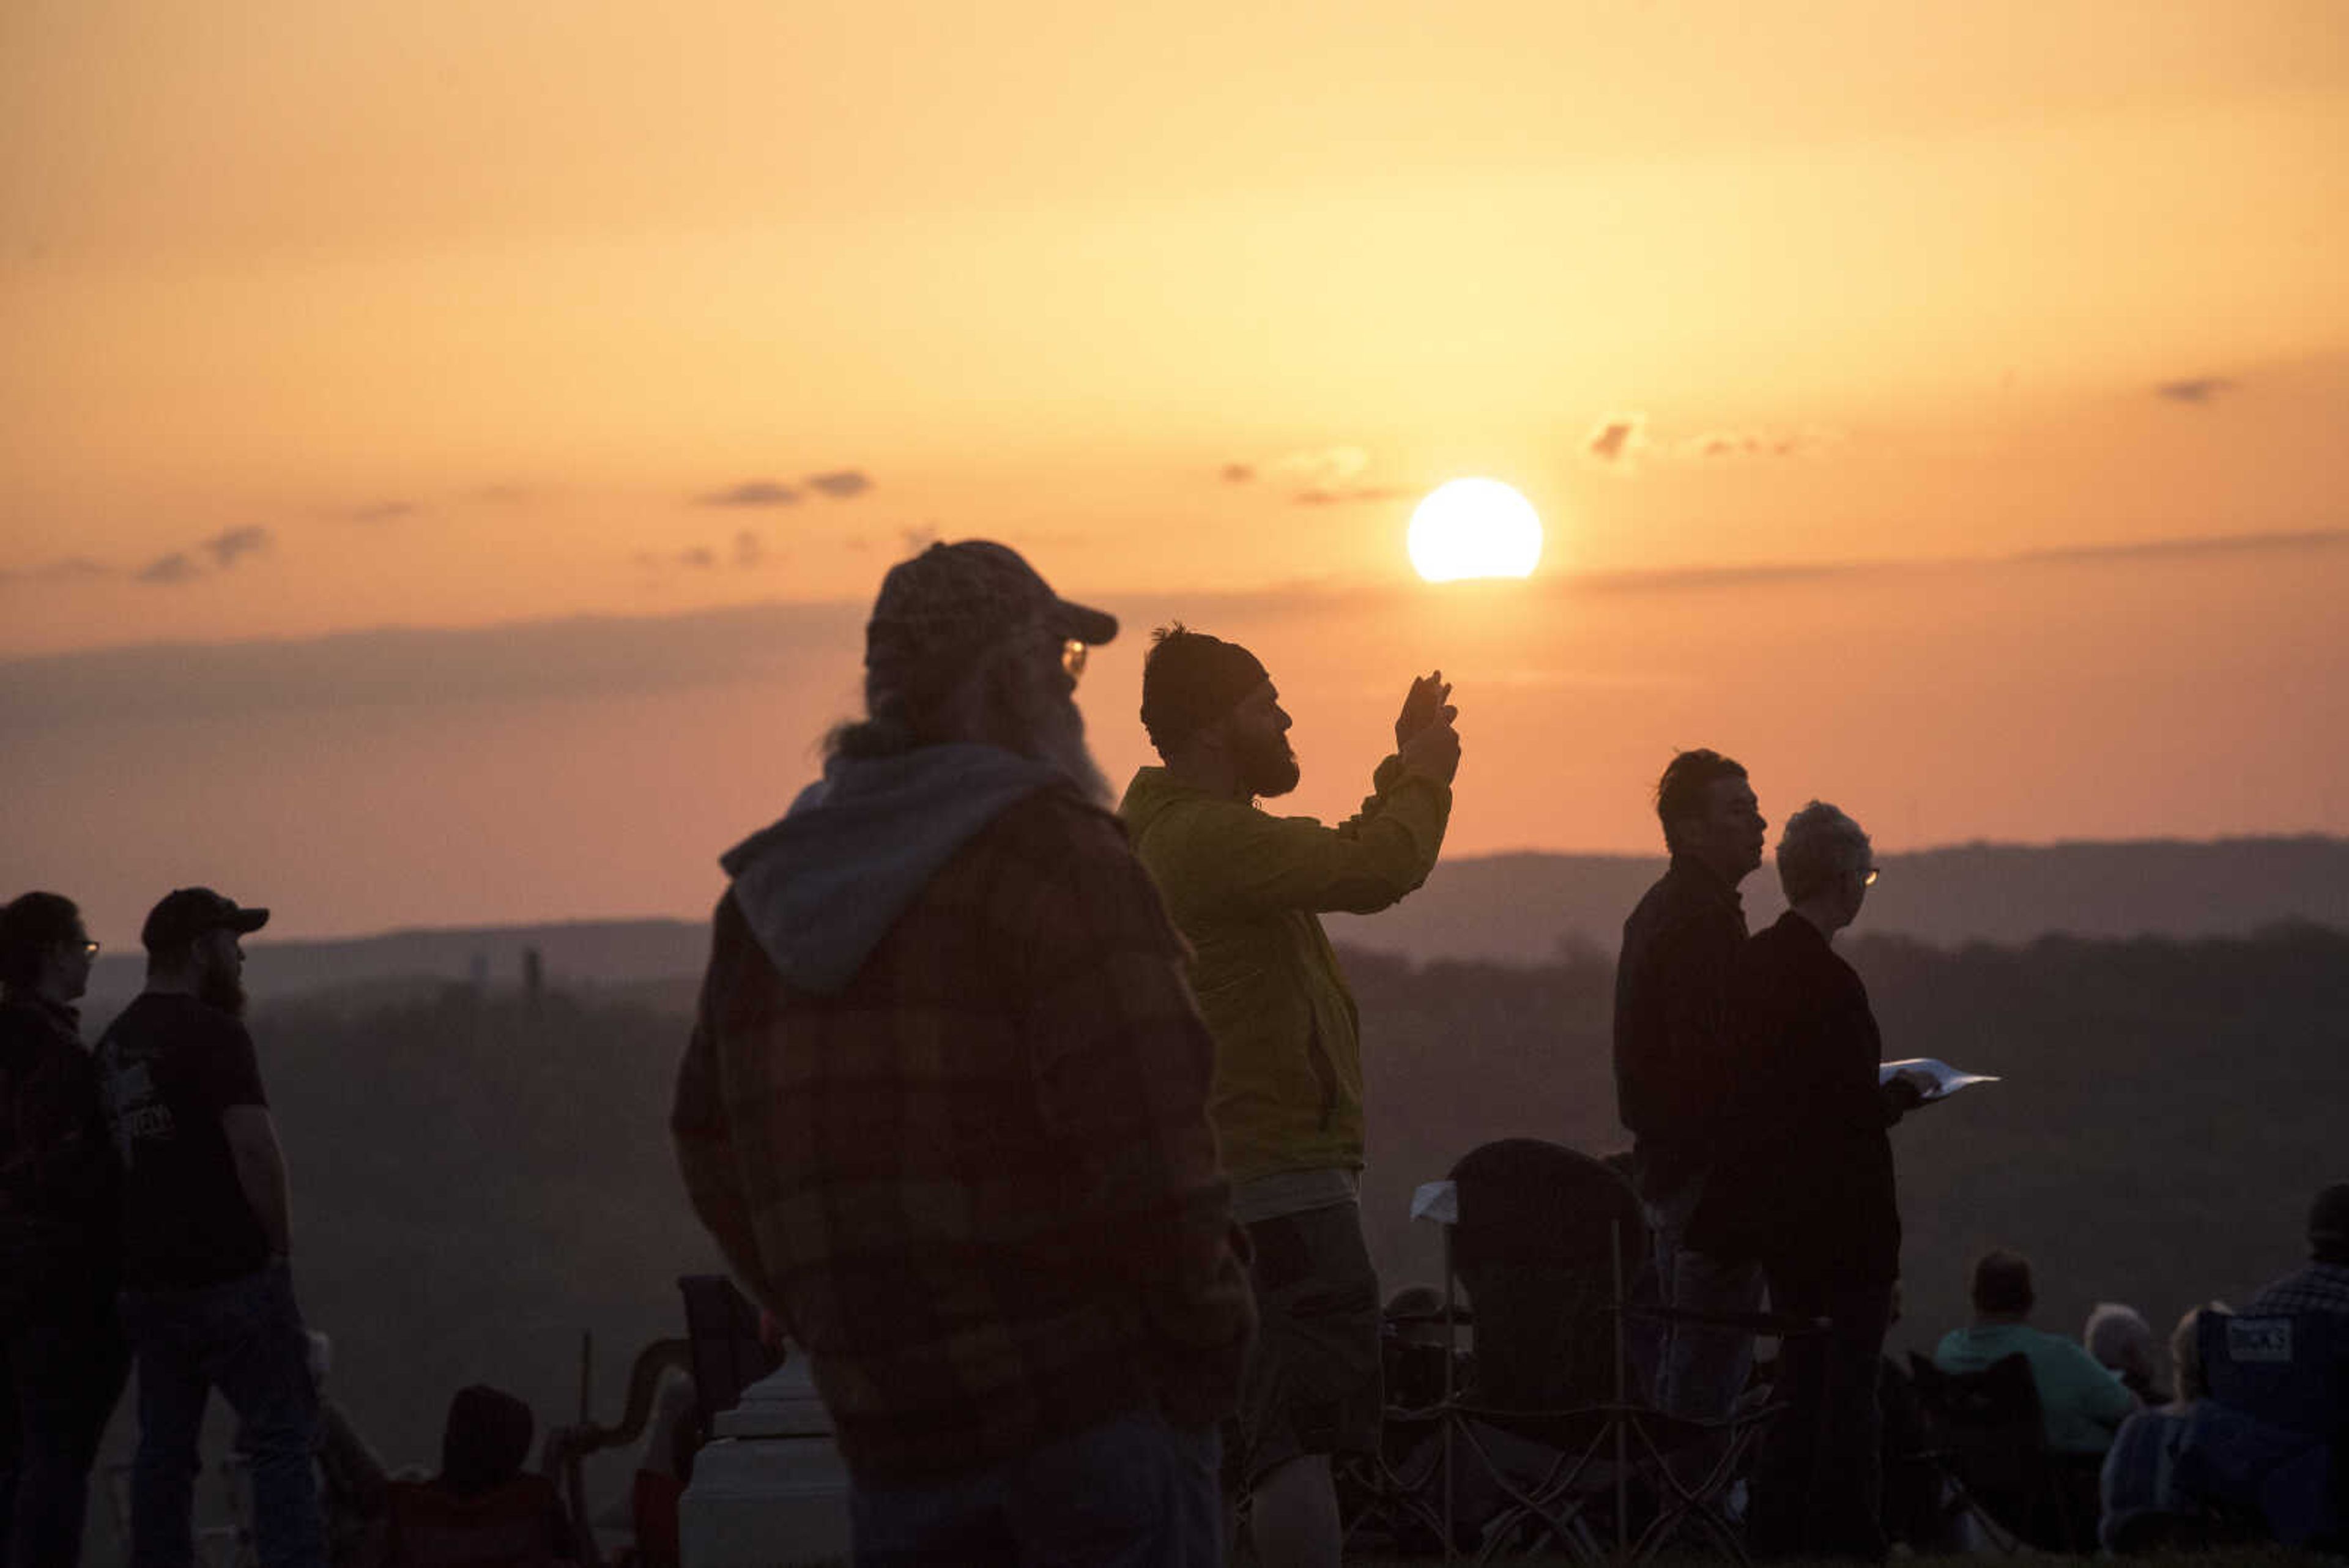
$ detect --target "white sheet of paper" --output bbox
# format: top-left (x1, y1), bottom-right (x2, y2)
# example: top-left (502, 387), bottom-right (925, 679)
top-left (1879, 1057), bottom-right (2000, 1102)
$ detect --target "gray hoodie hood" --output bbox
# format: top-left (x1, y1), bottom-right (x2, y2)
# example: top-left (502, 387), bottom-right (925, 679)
top-left (720, 743), bottom-right (1067, 996)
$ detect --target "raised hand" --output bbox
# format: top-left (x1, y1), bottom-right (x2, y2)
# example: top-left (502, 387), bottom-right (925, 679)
top-left (1393, 671), bottom-right (1457, 750)
top-left (1400, 718), bottom-right (1461, 785)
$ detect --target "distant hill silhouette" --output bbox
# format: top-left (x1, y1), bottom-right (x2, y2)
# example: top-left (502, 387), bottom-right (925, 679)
top-left (81, 836), bottom-right (2349, 1016)
top-left (1324, 834), bottom-right (2349, 962)
top-left (83, 918), bottom-right (711, 1016)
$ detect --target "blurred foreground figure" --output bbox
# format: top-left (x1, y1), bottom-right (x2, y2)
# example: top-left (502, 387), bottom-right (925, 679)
top-left (674, 542), bottom-right (1252, 1568)
top-left (2246, 1181), bottom-right (2349, 1317)
top-left (376, 1384), bottom-right (574, 1567)
top-left (1691, 804), bottom-right (1934, 1559)
top-left (99, 888), bottom-right (324, 1568)
top-left (1121, 628), bottom-right (1458, 1568)
top-left (0, 891), bottom-right (130, 1568)
top-left (1612, 749), bottom-right (1768, 1418)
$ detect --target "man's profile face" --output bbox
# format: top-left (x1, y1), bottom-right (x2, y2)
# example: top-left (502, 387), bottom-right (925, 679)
top-left (1687, 775), bottom-right (1767, 881)
top-left (193, 927), bottom-right (249, 1017)
top-left (1222, 680), bottom-right (1300, 799)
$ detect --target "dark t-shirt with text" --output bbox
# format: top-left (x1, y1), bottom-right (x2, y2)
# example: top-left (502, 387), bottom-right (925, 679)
top-left (97, 992), bottom-right (272, 1290)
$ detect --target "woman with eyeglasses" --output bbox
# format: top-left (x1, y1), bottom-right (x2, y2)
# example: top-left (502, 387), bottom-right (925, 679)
top-left (1687, 803), bottom-right (1937, 1561)
top-left (0, 890), bottom-right (131, 1567)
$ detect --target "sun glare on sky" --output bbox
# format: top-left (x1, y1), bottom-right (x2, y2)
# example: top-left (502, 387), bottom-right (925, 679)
top-left (1406, 478), bottom-right (1544, 582)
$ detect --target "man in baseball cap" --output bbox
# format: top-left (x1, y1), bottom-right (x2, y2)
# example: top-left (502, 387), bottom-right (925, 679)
top-left (675, 541), bottom-right (1251, 1564)
top-left (98, 890), bottom-right (322, 1566)
top-left (139, 886), bottom-right (270, 957)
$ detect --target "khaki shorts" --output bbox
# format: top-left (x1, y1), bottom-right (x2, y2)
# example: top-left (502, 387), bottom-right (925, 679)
top-left (1228, 1201), bottom-right (1384, 1490)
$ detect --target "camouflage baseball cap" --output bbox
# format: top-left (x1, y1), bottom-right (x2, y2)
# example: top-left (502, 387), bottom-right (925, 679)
top-left (866, 540), bottom-right (1118, 672)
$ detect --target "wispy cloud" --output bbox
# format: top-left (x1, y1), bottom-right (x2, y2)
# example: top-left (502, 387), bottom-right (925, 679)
top-left (1674, 429), bottom-right (1830, 460)
top-left (204, 526), bottom-right (272, 569)
top-left (10, 529), bottom-right (273, 592)
top-left (1570, 527), bottom-right (2349, 595)
top-left (135, 552), bottom-right (201, 586)
top-left (2156, 376), bottom-right (2236, 405)
top-left (636, 529), bottom-right (776, 574)
top-left (2012, 527), bottom-right (2345, 567)
top-left (1296, 485), bottom-right (1412, 506)
top-left (1269, 446), bottom-right (1370, 488)
top-left (696, 480), bottom-right (800, 508)
top-left (804, 469), bottom-right (873, 499)
top-left (1223, 445), bottom-right (1406, 504)
top-left (695, 469), bottom-right (875, 507)
top-left (1585, 414), bottom-right (1835, 470)
top-left (1585, 414), bottom-right (1646, 467)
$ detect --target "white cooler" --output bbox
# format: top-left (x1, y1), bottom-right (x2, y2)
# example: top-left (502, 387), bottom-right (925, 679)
top-left (678, 1354), bottom-right (853, 1568)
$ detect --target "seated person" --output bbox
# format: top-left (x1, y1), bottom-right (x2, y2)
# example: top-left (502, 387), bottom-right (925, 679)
top-left (376, 1384), bottom-right (579, 1567)
top-left (1934, 1249), bottom-right (2137, 1457)
top-left (2246, 1181), bottom-right (2349, 1317)
top-left (2087, 1302), bottom-right (2173, 1406)
top-left (2099, 1304), bottom-right (2231, 1550)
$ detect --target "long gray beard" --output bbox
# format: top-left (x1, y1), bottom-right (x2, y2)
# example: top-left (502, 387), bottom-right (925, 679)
top-left (992, 659), bottom-right (1112, 807)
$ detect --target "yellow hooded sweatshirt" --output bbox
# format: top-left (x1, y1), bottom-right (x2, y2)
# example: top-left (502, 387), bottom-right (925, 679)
top-left (1119, 757), bottom-right (1452, 1184)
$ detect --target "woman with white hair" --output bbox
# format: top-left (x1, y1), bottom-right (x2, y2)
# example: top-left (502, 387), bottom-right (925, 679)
top-left (1687, 801), bottom-right (1935, 1560)
top-left (2085, 1302), bottom-right (2172, 1406)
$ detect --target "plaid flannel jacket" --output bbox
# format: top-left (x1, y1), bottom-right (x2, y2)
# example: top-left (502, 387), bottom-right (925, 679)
top-left (672, 785), bottom-right (1253, 1482)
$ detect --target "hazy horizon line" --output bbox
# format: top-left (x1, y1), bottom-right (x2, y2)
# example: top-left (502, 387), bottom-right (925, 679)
top-left (65, 829), bottom-right (2343, 952)
top-left (5, 522), bottom-right (2342, 675)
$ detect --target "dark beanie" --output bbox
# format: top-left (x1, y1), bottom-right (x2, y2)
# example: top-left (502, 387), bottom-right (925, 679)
top-left (1140, 626), bottom-right (1268, 754)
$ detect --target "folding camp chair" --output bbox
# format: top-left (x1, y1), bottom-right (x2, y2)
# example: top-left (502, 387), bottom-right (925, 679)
top-left (1907, 1351), bottom-right (2093, 1551)
top-left (1421, 1139), bottom-right (1796, 1564)
top-left (2199, 1310), bottom-right (2349, 1441)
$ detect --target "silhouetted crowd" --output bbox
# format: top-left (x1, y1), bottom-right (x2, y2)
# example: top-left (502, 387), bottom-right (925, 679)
top-left (0, 891), bottom-right (589, 1567)
top-left (9, 537), bottom-right (2342, 1568)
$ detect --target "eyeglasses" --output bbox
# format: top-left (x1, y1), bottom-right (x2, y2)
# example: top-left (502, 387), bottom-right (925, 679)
top-left (75, 939), bottom-right (100, 957)
top-left (1060, 639), bottom-right (1088, 681)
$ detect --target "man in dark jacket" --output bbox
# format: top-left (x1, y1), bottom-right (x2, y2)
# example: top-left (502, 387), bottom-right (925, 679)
top-left (1691, 803), bottom-right (1932, 1559)
top-left (1612, 749), bottom-right (1767, 1418)
top-left (674, 541), bottom-right (1253, 1568)
top-left (0, 891), bottom-right (129, 1568)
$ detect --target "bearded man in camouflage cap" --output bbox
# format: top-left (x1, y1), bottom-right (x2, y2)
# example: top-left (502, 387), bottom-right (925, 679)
top-left (674, 541), bottom-right (1253, 1567)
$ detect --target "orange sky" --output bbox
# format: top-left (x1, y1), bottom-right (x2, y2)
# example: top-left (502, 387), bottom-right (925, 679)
top-left (4, 2), bottom-right (2347, 938)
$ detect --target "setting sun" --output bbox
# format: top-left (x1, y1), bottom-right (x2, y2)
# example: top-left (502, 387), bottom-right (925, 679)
top-left (1406, 478), bottom-right (1545, 582)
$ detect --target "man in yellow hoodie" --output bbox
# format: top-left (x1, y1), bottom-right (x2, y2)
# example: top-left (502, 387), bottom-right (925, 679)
top-left (1119, 626), bottom-right (1458, 1568)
